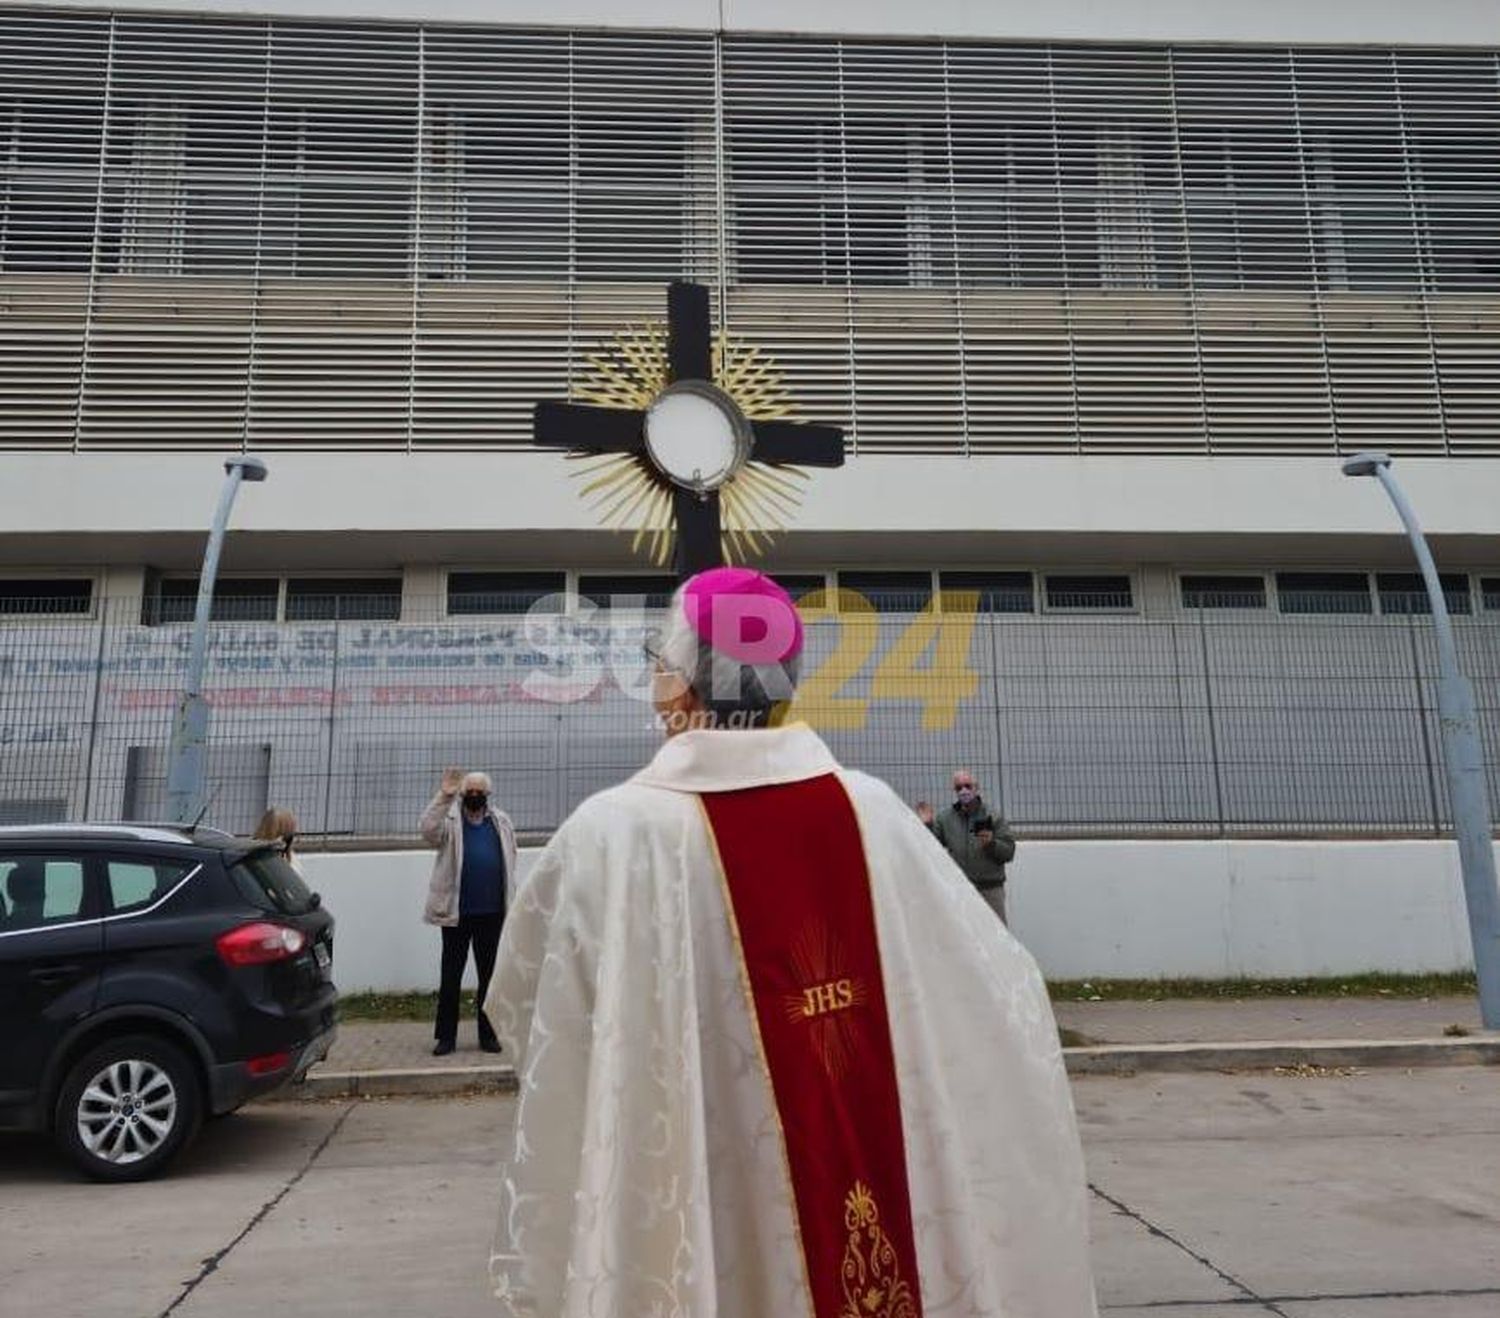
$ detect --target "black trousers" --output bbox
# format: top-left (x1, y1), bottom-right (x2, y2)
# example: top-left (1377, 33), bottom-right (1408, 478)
top-left (435, 912), bottom-right (503, 1046)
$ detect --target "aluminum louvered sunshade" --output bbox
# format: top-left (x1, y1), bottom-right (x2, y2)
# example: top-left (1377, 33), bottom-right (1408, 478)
top-left (0, 9), bottom-right (1496, 455)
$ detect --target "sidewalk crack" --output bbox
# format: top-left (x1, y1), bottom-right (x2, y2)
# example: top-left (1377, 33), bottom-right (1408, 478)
top-left (1090, 1181), bottom-right (1290, 1316)
top-left (157, 1102), bottom-right (355, 1318)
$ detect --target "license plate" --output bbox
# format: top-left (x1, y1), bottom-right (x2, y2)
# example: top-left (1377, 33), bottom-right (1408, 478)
top-left (314, 942), bottom-right (332, 972)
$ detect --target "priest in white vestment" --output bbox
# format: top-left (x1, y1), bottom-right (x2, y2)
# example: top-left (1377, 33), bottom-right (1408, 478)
top-left (485, 567), bottom-right (1097, 1318)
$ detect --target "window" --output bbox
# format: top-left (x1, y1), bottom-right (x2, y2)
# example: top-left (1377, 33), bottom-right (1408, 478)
top-left (576, 114), bottom-right (699, 282)
top-left (4, 23), bottom-right (1500, 304)
top-left (1424, 197), bottom-right (1500, 293)
top-left (1401, 53), bottom-right (1500, 293)
top-left (939, 571), bottom-right (1034, 614)
top-left (1172, 50), bottom-right (1314, 291)
top-left (1044, 574), bottom-right (1134, 611)
top-left (105, 859), bottom-right (193, 916)
top-left (1275, 572), bottom-right (1373, 615)
top-left (0, 81), bottom-right (108, 274)
top-left (722, 40), bottom-right (847, 287)
top-left (844, 120), bottom-right (955, 288)
top-left (775, 575), bottom-right (832, 606)
top-left (146, 577), bottom-right (279, 625)
top-left (261, 32), bottom-right (420, 280)
top-left (178, 95), bottom-right (264, 275)
top-left (725, 40), bottom-right (957, 291)
top-left (285, 578), bottom-right (402, 622)
top-left (1057, 117), bottom-right (1180, 291)
top-left (1181, 574), bottom-right (1268, 610)
top-left (146, 575), bottom-right (403, 623)
top-left (1181, 128), bottom-right (1314, 290)
top-left (577, 575), bottom-right (677, 612)
top-left (949, 94), bottom-right (1069, 288)
top-left (1305, 135), bottom-right (1421, 293)
top-left (415, 66), bottom-right (571, 279)
top-left (727, 117), bottom-right (846, 286)
top-left (108, 97), bottom-right (189, 276)
top-left (1482, 578), bottom-right (1500, 612)
top-left (447, 572), bottom-right (566, 616)
top-left (231, 849), bottom-right (316, 916)
top-left (97, 21), bottom-right (270, 276)
top-left (0, 855), bottom-right (88, 932)
top-left (1375, 573), bottom-right (1471, 617)
top-left (2, 177), bottom-right (101, 272)
top-left (88, 42), bottom-right (421, 280)
top-left (0, 578), bottom-right (94, 616)
top-left (836, 571), bottom-right (933, 613)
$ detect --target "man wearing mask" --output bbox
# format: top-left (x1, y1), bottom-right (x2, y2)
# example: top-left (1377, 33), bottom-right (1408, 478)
top-left (918, 769), bottom-right (1016, 923)
top-left (420, 768), bottom-right (517, 1056)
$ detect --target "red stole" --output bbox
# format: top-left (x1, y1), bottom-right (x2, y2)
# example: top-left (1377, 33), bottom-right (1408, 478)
top-left (702, 773), bottom-right (923, 1318)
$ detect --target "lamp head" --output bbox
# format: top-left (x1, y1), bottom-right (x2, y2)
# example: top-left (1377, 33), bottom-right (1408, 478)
top-left (1341, 451), bottom-right (1392, 478)
top-left (225, 455), bottom-right (269, 482)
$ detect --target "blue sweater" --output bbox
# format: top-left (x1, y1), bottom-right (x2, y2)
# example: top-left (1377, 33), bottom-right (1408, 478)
top-left (458, 816), bottom-right (505, 917)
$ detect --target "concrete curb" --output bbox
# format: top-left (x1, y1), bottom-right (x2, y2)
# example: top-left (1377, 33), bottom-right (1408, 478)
top-left (263, 1035), bottom-right (1500, 1101)
top-left (269, 1064), bottom-right (520, 1100)
top-left (1063, 1035), bottom-right (1500, 1075)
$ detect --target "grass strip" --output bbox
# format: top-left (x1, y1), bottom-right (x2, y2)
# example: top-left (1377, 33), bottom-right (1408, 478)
top-left (1047, 972), bottom-right (1477, 1002)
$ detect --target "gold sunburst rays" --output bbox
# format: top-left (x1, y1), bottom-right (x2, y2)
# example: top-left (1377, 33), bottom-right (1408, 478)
top-left (565, 323), bottom-right (807, 566)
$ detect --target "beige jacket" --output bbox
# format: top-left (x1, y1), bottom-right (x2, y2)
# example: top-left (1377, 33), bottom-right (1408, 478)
top-left (419, 791), bottom-right (520, 928)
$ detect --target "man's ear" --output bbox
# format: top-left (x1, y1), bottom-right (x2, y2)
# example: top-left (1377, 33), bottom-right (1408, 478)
top-left (665, 686), bottom-right (703, 721)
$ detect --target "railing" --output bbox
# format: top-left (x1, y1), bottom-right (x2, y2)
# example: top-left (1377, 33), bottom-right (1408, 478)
top-left (0, 596), bottom-right (1495, 840)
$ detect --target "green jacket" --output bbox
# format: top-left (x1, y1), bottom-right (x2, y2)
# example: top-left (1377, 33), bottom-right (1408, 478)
top-left (929, 799), bottom-right (1016, 891)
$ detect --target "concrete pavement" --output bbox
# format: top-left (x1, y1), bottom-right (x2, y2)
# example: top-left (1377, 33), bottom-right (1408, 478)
top-left (3, 1068), bottom-right (1498, 1317)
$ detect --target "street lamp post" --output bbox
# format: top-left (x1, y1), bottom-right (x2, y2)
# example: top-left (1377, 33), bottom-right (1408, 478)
top-left (164, 456), bottom-right (269, 825)
top-left (1342, 451), bottom-right (1500, 1029)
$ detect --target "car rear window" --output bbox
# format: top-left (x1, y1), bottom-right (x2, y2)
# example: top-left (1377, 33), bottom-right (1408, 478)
top-left (229, 849), bottom-right (316, 915)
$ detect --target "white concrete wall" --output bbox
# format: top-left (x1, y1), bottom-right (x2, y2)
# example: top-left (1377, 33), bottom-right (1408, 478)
top-left (1007, 840), bottom-right (1477, 981)
top-left (302, 839), bottom-right (1480, 992)
top-left (300, 848), bottom-right (539, 994)
top-left (7, 452), bottom-right (1500, 546)
top-left (18, 0), bottom-right (1499, 47)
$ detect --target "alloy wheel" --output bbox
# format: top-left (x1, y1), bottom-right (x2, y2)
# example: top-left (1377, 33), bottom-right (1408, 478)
top-left (75, 1058), bottom-right (179, 1165)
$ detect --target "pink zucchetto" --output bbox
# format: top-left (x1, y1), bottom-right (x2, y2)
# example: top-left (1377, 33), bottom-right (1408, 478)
top-left (666, 567), bottom-right (805, 669)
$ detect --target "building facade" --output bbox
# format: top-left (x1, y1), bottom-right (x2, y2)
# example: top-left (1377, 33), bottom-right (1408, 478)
top-left (0, 0), bottom-right (1499, 836)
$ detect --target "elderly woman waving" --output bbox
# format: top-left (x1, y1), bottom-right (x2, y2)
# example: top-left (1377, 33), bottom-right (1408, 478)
top-left (420, 767), bottom-right (518, 1056)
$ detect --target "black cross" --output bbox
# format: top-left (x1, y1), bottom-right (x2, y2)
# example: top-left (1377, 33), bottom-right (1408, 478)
top-left (533, 280), bottom-right (845, 577)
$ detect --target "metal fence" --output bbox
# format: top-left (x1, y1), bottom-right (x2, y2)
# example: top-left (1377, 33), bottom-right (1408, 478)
top-left (1, 596), bottom-right (1496, 840)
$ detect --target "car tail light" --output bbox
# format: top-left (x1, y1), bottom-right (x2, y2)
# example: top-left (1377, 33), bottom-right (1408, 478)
top-left (246, 1051), bottom-right (292, 1077)
top-left (217, 922), bottom-right (308, 967)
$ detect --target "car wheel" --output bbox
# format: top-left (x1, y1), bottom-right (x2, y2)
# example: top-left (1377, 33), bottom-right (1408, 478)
top-left (54, 1034), bottom-right (203, 1182)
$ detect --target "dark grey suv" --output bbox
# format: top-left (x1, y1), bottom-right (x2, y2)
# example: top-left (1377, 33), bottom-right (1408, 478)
top-left (0, 824), bottom-right (336, 1181)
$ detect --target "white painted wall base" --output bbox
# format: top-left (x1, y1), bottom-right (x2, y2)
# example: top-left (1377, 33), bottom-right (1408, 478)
top-left (1004, 840), bottom-right (1477, 982)
top-left (300, 840), bottom-right (1480, 993)
top-left (298, 849), bottom-right (536, 995)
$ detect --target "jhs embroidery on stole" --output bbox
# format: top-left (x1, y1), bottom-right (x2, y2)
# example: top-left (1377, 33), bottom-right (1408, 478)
top-left (779, 923), bottom-right (871, 1079)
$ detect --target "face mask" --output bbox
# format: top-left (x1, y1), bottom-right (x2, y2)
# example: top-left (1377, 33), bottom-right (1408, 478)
top-left (462, 792), bottom-right (488, 812)
top-left (955, 787), bottom-right (976, 806)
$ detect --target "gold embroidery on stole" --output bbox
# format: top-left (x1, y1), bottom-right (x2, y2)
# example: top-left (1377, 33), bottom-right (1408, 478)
top-left (839, 1181), bottom-right (918, 1318)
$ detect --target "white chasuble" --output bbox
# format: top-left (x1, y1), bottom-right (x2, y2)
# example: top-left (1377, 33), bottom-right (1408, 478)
top-left (484, 723), bottom-right (1098, 1318)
